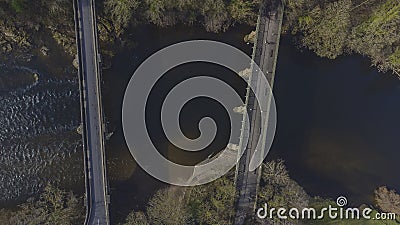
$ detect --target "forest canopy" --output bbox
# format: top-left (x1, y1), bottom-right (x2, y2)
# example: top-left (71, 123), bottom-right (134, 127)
top-left (101, 0), bottom-right (259, 34)
top-left (0, 0), bottom-right (399, 75)
top-left (285, 0), bottom-right (400, 75)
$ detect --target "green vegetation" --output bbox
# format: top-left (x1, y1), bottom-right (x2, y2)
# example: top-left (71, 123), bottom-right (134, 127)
top-left (186, 177), bottom-right (235, 224)
top-left (374, 186), bottom-right (400, 216)
top-left (286, 0), bottom-right (400, 75)
top-left (120, 175), bottom-right (235, 225)
top-left (104, 0), bottom-right (140, 37)
top-left (0, 0), bottom-right (259, 60)
top-left (253, 160), bottom-right (399, 225)
top-left (82, 0), bottom-right (400, 76)
top-left (0, 184), bottom-right (84, 225)
top-left (295, 0), bottom-right (352, 59)
top-left (10, 0), bottom-right (27, 13)
top-left (100, 0), bottom-right (259, 37)
top-left (146, 188), bottom-right (189, 224)
top-left (254, 160), bottom-right (310, 224)
top-left (349, 0), bottom-right (400, 75)
top-left (1, 0), bottom-right (399, 75)
top-left (122, 211), bottom-right (150, 225)
top-left (388, 48), bottom-right (400, 68)
top-left (0, 0), bottom-right (75, 56)
top-left (229, 0), bottom-right (258, 24)
top-left (121, 160), bottom-right (399, 224)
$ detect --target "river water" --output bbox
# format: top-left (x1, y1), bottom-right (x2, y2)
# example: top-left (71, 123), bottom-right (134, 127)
top-left (1, 24), bottom-right (399, 224)
top-left (101, 24), bottom-right (254, 222)
top-left (271, 36), bottom-right (400, 205)
top-left (0, 41), bottom-right (84, 207)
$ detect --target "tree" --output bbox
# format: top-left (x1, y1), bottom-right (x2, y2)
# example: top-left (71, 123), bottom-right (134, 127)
top-left (387, 48), bottom-right (400, 75)
top-left (285, 0), bottom-right (400, 75)
top-left (124, 175), bottom-right (236, 225)
top-left (146, 187), bottom-right (189, 225)
top-left (121, 211), bottom-right (150, 225)
top-left (0, 208), bottom-right (14, 225)
top-left (47, 0), bottom-right (71, 16)
top-left (374, 186), bottom-right (400, 216)
top-left (105, 0), bottom-right (140, 35)
top-left (6, 184), bottom-right (84, 225)
top-left (257, 160), bottom-right (309, 224)
top-left (349, 0), bottom-right (400, 73)
top-left (201, 0), bottom-right (230, 32)
top-left (144, 0), bottom-right (168, 26)
top-left (297, 0), bottom-right (352, 59)
top-left (262, 159), bottom-right (290, 186)
top-left (284, 0), bottom-right (307, 29)
top-left (187, 177), bottom-right (236, 224)
top-left (10, 0), bottom-right (27, 13)
top-left (228, 0), bottom-right (258, 25)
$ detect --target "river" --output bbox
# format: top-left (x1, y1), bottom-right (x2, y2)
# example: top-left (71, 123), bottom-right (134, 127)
top-left (102, 24), bottom-right (253, 222)
top-left (0, 25), bottom-right (399, 224)
top-left (271, 36), bottom-right (400, 205)
top-left (0, 38), bottom-right (84, 208)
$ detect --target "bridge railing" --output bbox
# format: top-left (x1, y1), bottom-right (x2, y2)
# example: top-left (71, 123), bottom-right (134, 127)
top-left (89, 0), bottom-right (111, 220)
top-left (72, 0), bottom-right (92, 223)
top-left (233, 2), bottom-right (267, 223)
top-left (234, 0), bottom-right (266, 193)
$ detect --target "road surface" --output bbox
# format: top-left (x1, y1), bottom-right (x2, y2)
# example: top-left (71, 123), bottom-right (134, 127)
top-left (74, 0), bottom-right (109, 224)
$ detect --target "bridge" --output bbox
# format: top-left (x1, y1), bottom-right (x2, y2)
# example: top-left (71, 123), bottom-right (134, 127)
top-left (73, 0), bottom-right (110, 224)
top-left (234, 0), bottom-right (284, 224)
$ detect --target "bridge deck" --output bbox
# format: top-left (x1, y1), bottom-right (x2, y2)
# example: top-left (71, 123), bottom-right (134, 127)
top-left (73, 0), bottom-right (109, 224)
top-left (234, 0), bottom-right (284, 224)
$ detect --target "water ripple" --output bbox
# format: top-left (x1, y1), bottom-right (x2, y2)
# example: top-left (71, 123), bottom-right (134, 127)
top-left (0, 66), bottom-right (83, 205)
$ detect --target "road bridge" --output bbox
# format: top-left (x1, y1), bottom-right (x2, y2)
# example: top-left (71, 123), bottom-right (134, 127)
top-left (234, 0), bottom-right (284, 224)
top-left (73, 0), bottom-right (110, 224)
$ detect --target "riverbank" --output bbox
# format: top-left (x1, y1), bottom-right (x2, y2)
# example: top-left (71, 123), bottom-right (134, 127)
top-left (1, 0), bottom-right (399, 76)
top-left (118, 160), bottom-right (399, 225)
top-left (0, 184), bottom-right (85, 225)
top-left (0, 0), bottom-right (76, 64)
top-left (284, 0), bottom-right (400, 76)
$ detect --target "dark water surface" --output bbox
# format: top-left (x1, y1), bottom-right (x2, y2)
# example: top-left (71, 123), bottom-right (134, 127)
top-left (102, 24), bottom-right (254, 223)
top-left (0, 41), bottom-right (84, 207)
top-left (270, 36), bottom-right (400, 205)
